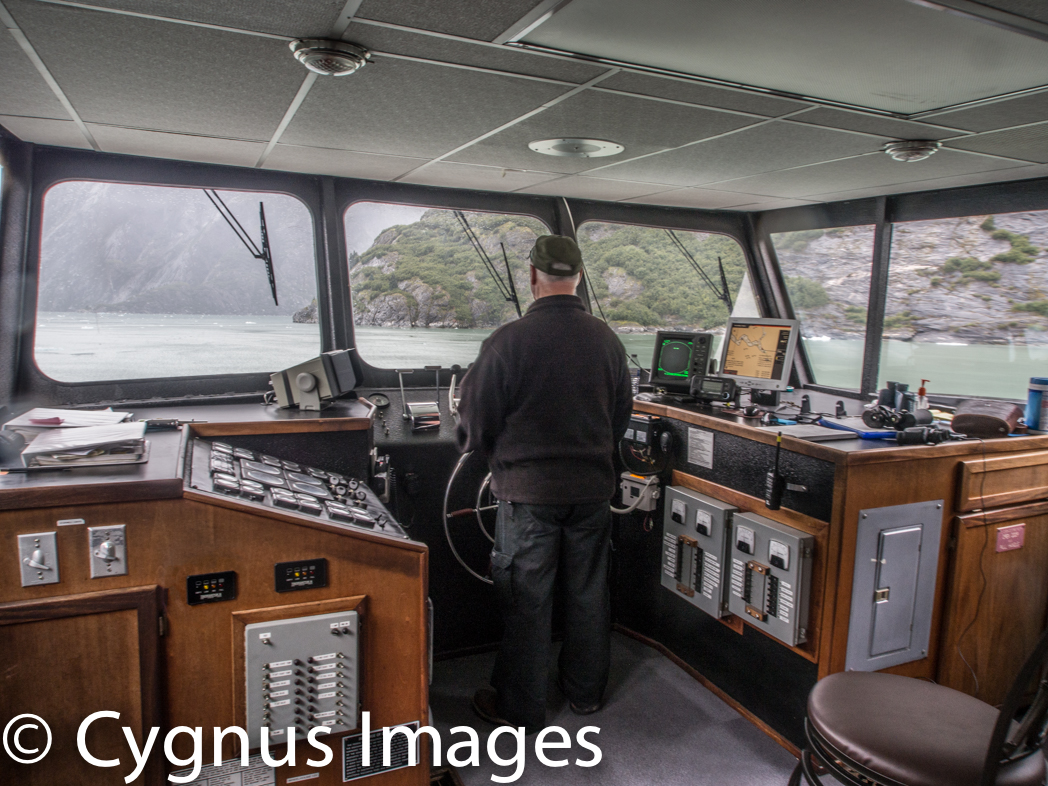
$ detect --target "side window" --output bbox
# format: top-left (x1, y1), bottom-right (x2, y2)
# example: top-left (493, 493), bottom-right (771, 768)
top-left (771, 226), bottom-right (875, 390)
top-left (575, 222), bottom-right (750, 370)
top-left (885, 212), bottom-right (1048, 399)
top-left (35, 182), bottom-right (319, 382)
top-left (343, 203), bottom-right (549, 368)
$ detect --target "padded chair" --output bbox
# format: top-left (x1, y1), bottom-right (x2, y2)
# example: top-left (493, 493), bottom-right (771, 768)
top-left (789, 628), bottom-right (1048, 786)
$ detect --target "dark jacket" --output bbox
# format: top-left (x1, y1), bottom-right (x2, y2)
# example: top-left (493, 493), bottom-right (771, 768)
top-left (456, 294), bottom-right (633, 504)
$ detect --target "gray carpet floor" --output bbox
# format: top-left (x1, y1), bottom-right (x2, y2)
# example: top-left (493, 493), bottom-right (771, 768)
top-left (429, 631), bottom-right (799, 785)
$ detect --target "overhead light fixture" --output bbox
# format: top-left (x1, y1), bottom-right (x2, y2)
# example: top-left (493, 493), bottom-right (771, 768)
top-left (883, 140), bottom-right (942, 162)
top-left (528, 138), bottom-right (624, 158)
top-left (289, 39), bottom-right (370, 76)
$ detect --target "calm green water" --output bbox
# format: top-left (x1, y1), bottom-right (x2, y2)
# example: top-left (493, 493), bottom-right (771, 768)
top-left (34, 314), bottom-right (1045, 400)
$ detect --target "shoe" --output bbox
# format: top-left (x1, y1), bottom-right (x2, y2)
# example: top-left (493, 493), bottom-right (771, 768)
top-left (558, 676), bottom-right (602, 715)
top-left (471, 688), bottom-right (512, 726)
top-left (471, 688), bottom-right (543, 734)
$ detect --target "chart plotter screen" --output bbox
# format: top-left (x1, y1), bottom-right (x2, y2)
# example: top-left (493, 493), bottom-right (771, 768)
top-left (722, 321), bottom-right (794, 383)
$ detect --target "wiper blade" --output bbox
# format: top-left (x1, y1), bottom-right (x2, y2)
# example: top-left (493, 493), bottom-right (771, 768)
top-left (454, 210), bottom-right (521, 318)
top-left (203, 189), bottom-right (278, 306)
top-left (665, 229), bottom-right (732, 312)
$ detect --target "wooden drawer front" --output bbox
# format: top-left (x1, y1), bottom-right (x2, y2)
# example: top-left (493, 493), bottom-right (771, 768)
top-left (958, 451), bottom-right (1048, 512)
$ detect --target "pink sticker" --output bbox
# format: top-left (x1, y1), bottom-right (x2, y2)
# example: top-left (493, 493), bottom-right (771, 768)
top-left (996, 524), bottom-right (1025, 553)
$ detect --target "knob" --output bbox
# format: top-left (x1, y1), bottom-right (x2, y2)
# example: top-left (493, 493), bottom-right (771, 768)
top-left (23, 549), bottom-right (52, 571)
top-left (296, 372), bottom-right (318, 392)
top-left (94, 540), bottom-right (119, 563)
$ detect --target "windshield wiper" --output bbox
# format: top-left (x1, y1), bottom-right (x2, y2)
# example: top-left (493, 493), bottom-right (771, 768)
top-left (203, 189), bottom-right (278, 306)
top-left (665, 229), bottom-right (732, 312)
top-left (453, 210), bottom-right (521, 318)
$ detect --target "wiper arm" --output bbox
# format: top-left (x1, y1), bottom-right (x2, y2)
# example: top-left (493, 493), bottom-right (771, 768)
top-left (454, 210), bottom-right (521, 318)
top-left (665, 229), bottom-right (732, 312)
top-left (203, 189), bottom-right (278, 306)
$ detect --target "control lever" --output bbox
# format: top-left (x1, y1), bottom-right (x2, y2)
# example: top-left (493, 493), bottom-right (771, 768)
top-left (396, 369), bottom-right (440, 431)
top-left (23, 549), bottom-right (52, 571)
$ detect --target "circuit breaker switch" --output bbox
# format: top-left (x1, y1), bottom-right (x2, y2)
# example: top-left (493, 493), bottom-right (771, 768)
top-left (89, 525), bottom-right (127, 578)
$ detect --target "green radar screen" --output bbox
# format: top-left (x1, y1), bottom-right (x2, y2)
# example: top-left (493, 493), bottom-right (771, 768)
top-left (658, 339), bottom-right (693, 378)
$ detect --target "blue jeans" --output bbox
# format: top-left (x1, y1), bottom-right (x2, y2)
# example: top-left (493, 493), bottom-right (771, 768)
top-left (490, 500), bottom-right (612, 729)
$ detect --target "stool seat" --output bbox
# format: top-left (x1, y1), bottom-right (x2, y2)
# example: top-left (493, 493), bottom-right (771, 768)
top-left (808, 672), bottom-right (1046, 786)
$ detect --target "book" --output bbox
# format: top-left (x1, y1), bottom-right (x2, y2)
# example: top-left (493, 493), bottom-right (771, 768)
top-left (21, 422), bottom-right (147, 468)
top-left (3, 407), bottom-right (132, 440)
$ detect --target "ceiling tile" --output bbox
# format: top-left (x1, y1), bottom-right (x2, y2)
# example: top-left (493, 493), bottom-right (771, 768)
top-left (588, 121), bottom-right (886, 187)
top-left (88, 125), bottom-right (266, 166)
top-left (56, 0), bottom-right (345, 38)
top-left (790, 107), bottom-right (964, 140)
top-left (705, 149), bottom-right (1013, 198)
top-left (922, 91), bottom-right (1048, 132)
top-left (263, 145), bottom-right (427, 179)
top-left (6, 0), bottom-right (307, 141)
top-left (517, 176), bottom-right (674, 200)
top-left (282, 57), bottom-right (570, 158)
top-left (803, 164), bottom-right (1046, 203)
top-left (523, 0), bottom-right (1048, 114)
top-left (356, 0), bottom-right (545, 41)
top-left (400, 162), bottom-right (560, 191)
top-left (595, 72), bottom-right (811, 117)
top-left (0, 115), bottom-right (90, 148)
top-left (447, 88), bottom-right (760, 174)
top-left (623, 188), bottom-right (771, 209)
top-left (0, 28), bottom-right (68, 120)
top-left (944, 122), bottom-right (1048, 163)
top-left (349, 23), bottom-right (607, 83)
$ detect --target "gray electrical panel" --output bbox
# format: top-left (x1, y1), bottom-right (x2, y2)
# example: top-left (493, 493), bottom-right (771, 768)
top-left (728, 512), bottom-right (814, 647)
top-left (845, 500), bottom-right (943, 672)
top-left (245, 610), bottom-right (360, 749)
top-left (661, 486), bottom-right (736, 618)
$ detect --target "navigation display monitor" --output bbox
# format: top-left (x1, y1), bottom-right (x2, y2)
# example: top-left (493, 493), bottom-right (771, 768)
top-left (720, 318), bottom-right (800, 391)
top-left (649, 331), bottom-right (712, 395)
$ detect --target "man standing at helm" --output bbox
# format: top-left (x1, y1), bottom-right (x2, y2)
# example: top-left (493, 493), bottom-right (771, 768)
top-left (456, 234), bottom-right (633, 732)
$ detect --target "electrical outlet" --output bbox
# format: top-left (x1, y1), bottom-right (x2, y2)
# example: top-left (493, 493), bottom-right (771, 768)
top-left (88, 525), bottom-right (127, 578)
top-left (18, 532), bottom-right (60, 587)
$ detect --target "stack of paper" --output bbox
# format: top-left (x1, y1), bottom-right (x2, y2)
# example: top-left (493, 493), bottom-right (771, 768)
top-left (3, 407), bottom-right (132, 440)
top-left (21, 422), bottom-right (147, 468)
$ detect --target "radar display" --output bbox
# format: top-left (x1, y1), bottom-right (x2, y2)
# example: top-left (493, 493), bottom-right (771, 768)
top-left (722, 323), bottom-right (791, 381)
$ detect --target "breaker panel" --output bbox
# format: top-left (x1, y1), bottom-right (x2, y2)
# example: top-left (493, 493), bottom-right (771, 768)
top-left (660, 486), bottom-right (737, 619)
top-left (245, 610), bottom-right (360, 750)
top-left (728, 512), bottom-right (813, 646)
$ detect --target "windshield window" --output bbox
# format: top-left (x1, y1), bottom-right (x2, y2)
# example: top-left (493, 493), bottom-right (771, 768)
top-left (34, 181), bottom-right (319, 382)
top-left (575, 221), bottom-right (750, 371)
top-left (344, 203), bottom-right (549, 368)
top-left (771, 226), bottom-right (875, 390)
top-left (884, 211), bottom-right (1048, 400)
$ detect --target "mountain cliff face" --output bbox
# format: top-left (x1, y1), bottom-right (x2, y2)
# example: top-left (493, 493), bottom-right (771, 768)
top-left (774, 212), bottom-right (1048, 344)
top-left (38, 182), bottom-right (318, 316)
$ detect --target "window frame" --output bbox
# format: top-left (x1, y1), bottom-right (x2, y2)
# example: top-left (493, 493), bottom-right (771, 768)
top-left (18, 147), bottom-right (327, 406)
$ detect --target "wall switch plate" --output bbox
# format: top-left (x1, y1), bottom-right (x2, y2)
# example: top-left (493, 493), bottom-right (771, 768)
top-left (88, 524), bottom-right (127, 578)
top-left (18, 532), bottom-right (60, 587)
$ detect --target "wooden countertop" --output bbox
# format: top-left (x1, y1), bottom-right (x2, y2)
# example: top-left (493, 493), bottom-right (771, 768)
top-left (632, 396), bottom-right (1048, 467)
top-left (0, 398), bottom-right (373, 510)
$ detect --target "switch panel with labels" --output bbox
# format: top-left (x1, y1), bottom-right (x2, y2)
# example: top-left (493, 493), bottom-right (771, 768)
top-left (245, 610), bottom-right (361, 750)
top-left (275, 558), bottom-right (328, 592)
top-left (727, 512), bottom-right (813, 647)
top-left (88, 524), bottom-right (128, 578)
top-left (660, 486), bottom-right (737, 619)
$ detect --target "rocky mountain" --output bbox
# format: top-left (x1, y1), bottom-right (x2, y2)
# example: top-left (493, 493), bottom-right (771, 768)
top-left (37, 181), bottom-right (318, 316)
top-left (350, 210), bottom-right (747, 330)
top-left (774, 212), bottom-right (1048, 345)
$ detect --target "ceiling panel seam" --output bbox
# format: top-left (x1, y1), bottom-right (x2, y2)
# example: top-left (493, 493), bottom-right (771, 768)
top-left (507, 173), bottom-right (676, 200)
top-left (255, 73), bottom-right (318, 168)
top-left (914, 84), bottom-right (1048, 121)
top-left (333, 0), bottom-right (365, 39)
top-left (587, 85), bottom-right (811, 121)
top-left (369, 51), bottom-right (575, 86)
top-left (806, 164), bottom-right (1038, 200)
top-left (0, 0), bottom-right (98, 150)
top-left (392, 67), bottom-right (622, 183)
top-left (32, 0), bottom-right (292, 39)
top-left (901, 0), bottom-right (1048, 43)
top-left (579, 108), bottom-right (816, 180)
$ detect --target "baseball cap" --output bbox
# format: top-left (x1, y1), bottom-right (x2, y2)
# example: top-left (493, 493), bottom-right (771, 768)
top-left (529, 235), bottom-right (583, 276)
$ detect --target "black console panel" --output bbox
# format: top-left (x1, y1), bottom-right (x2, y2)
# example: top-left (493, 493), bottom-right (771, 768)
top-left (187, 438), bottom-right (408, 539)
